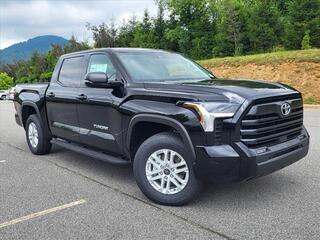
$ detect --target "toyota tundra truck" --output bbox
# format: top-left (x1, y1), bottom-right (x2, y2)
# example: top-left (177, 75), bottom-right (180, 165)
top-left (14, 48), bottom-right (309, 205)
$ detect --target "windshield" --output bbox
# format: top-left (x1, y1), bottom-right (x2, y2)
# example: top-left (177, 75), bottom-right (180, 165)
top-left (115, 51), bottom-right (214, 82)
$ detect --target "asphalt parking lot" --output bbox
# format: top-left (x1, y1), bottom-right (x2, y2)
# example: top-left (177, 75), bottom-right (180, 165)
top-left (0, 101), bottom-right (319, 240)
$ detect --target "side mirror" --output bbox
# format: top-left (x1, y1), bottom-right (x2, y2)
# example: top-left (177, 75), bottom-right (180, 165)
top-left (85, 72), bottom-right (108, 87)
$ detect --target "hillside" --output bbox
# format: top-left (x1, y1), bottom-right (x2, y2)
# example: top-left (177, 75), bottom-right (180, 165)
top-left (0, 35), bottom-right (67, 63)
top-left (199, 49), bottom-right (320, 104)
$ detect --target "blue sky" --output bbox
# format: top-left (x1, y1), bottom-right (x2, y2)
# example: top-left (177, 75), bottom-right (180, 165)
top-left (0, 0), bottom-right (157, 49)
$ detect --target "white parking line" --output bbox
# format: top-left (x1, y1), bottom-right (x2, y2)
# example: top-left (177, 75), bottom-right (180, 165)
top-left (0, 199), bottom-right (86, 229)
top-left (0, 160), bottom-right (6, 163)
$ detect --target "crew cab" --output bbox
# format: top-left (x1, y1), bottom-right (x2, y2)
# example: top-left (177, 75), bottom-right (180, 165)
top-left (14, 48), bottom-right (309, 205)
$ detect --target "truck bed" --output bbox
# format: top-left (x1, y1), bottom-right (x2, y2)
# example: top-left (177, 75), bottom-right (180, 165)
top-left (15, 83), bottom-right (49, 96)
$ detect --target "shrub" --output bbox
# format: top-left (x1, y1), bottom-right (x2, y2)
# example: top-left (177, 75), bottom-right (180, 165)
top-left (301, 30), bottom-right (312, 50)
top-left (0, 72), bottom-right (13, 90)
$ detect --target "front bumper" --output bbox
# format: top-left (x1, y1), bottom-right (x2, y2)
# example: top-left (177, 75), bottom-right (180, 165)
top-left (194, 127), bottom-right (309, 182)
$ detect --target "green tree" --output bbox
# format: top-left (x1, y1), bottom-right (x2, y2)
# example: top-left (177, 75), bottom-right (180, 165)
top-left (284, 0), bottom-right (320, 49)
top-left (86, 22), bottom-right (117, 48)
top-left (154, 0), bottom-right (167, 49)
top-left (167, 0), bottom-right (215, 59)
top-left (28, 51), bottom-right (47, 82)
top-left (301, 30), bottom-right (312, 49)
top-left (116, 16), bottom-right (138, 47)
top-left (132, 10), bottom-right (156, 48)
top-left (0, 72), bottom-right (13, 90)
top-left (246, 0), bottom-right (283, 53)
top-left (46, 44), bottom-right (64, 71)
top-left (63, 35), bottom-right (90, 53)
top-left (213, 0), bottom-right (247, 56)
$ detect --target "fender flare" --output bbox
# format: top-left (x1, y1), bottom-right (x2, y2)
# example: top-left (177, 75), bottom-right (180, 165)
top-left (21, 101), bottom-right (42, 126)
top-left (126, 114), bottom-right (196, 160)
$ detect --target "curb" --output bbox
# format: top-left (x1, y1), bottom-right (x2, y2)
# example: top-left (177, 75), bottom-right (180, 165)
top-left (304, 104), bottom-right (320, 108)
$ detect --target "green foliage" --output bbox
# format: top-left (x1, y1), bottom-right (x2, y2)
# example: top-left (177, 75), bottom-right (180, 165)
top-left (0, 72), bottom-right (13, 90)
top-left (212, 0), bottom-right (247, 56)
top-left (167, 0), bottom-right (215, 59)
top-left (131, 10), bottom-right (156, 48)
top-left (86, 22), bottom-right (117, 48)
top-left (87, 0), bottom-right (318, 59)
top-left (301, 30), bottom-right (312, 49)
top-left (283, 0), bottom-right (320, 49)
top-left (116, 16), bottom-right (138, 47)
top-left (304, 97), bottom-right (320, 104)
top-left (246, 0), bottom-right (283, 53)
top-left (1, 0), bottom-right (319, 84)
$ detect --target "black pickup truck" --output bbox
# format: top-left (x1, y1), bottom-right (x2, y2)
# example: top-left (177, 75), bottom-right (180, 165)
top-left (14, 48), bottom-right (309, 205)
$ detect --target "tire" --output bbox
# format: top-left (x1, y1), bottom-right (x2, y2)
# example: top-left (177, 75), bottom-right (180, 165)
top-left (1, 95), bottom-right (5, 100)
top-left (133, 132), bottom-right (202, 206)
top-left (25, 114), bottom-right (52, 155)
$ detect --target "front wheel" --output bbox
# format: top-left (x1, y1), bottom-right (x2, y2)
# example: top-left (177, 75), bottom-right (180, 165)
top-left (133, 132), bottom-right (202, 206)
top-left (26, 114), bottom-right (52, 155)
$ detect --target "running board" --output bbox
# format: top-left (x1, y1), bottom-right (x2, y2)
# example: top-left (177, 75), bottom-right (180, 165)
top-left (51, 138), bottom-right (130, 165)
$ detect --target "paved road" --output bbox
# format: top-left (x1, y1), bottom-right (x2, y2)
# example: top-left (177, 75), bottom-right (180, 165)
top-left (0, 101), bottom-right (319, 240)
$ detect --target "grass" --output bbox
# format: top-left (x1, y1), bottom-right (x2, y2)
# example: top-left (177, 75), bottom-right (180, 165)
top-left (304, 97), bottom-right (320, 105)
top-left (199, 49), bottom-right (320, 67)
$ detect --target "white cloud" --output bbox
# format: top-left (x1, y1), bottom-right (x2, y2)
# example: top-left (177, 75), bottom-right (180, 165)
top-left (0, 0), bottom-right (157, 49)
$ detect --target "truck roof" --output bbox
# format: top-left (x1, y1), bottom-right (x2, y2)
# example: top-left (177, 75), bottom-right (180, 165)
top-left (61, 48), bottom-right (169, 58)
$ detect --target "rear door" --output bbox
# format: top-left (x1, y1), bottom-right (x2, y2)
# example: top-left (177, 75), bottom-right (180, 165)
top-left (77, 53), bottom-right (123, 155)
top-left (46, 55), bottom-right (85, 143)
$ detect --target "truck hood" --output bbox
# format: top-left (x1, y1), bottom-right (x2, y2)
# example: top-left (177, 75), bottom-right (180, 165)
top-left (144, 79), bottom-right (300, 104)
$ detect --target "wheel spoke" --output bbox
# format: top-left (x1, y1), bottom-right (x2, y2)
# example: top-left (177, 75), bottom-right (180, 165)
top-left (173, 161), bottom-right (185, 168)
top-left (175, 166), bottom-right (188, 174)
top-left (150, 174), bottom-right (162, 181)
top-left (148, 158), bottom-right (161, 168)
top-left (165, 178), bottom-right (171, 193)
top-left (170, 177), bottom-right (182, 190)
top-left (163, 149), bottom-right (169, 164)
top-left (173, 173), bottom-right (186, 184)
top-left (151, 154), bottom-right (163, 165)
top-left (168, 151), bottom-right (175, 165)
top-left (160, 177), bottom-right (165, 191)
top-left (146, 168), bottom-right (162, 176)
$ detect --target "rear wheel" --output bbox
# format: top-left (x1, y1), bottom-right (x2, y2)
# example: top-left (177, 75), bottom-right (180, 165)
top-left (26, 114), bottom-right (52, 155)
top-left (133, 132), bottom-right (202, 206)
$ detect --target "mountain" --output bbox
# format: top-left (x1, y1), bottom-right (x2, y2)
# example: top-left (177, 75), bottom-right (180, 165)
top-left (0, 35), bottom-right (68, 64)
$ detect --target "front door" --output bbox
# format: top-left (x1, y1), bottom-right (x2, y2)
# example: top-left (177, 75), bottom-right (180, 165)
top-left (77, 53), bottom-right (123, 155)
top-left (46, 56), bottom-right (85, 143)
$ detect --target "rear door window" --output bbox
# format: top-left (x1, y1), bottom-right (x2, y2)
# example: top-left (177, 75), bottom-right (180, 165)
top-left (58, 56), bottom-right (84, 87)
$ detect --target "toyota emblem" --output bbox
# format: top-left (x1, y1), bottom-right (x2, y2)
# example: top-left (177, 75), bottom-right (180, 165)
top-left (281, 102), bottom-right (291, 116)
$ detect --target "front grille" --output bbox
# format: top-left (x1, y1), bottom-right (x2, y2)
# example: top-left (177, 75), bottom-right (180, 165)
top-left (240, 97), bottom-right (303, 148)
top-left (214, 119), bottom-right (223, 145)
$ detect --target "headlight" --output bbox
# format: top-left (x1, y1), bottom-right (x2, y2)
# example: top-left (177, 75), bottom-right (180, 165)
top-left (183, 102), bottom-right (239, 132)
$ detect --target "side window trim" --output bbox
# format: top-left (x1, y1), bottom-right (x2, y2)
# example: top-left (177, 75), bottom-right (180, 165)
top-left (57, 55), bottom-right (85, 87)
